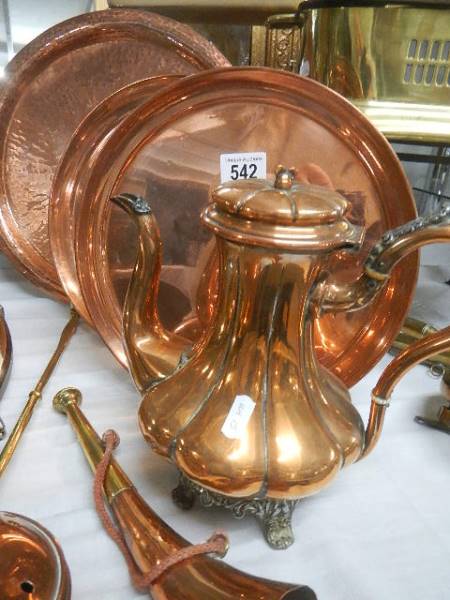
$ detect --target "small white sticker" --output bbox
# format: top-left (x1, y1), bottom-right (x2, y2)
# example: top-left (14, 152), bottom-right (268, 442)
top-left (220, 152), bottom-right (266, 184)
top-left (221, 394), bottom-right (256, 440)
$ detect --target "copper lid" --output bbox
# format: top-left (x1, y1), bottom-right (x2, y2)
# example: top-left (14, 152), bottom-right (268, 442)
top-left (203, 167), bottom-right (363, 252)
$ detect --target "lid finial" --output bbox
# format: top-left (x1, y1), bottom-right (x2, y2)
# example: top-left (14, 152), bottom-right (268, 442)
top-left (274, 165), bottom-right (297, 190)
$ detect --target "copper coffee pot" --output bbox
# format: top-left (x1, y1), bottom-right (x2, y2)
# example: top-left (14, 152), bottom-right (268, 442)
top-left (113, 167), bottom-right (450, 549)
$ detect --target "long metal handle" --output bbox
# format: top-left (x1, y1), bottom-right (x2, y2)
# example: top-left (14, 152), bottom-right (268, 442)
top-left (0, 308), bottom-right (79, 477)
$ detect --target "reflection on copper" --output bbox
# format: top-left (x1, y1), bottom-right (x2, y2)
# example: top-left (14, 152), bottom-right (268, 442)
top-left (365, 324), bottom-right (450, 455)
top-left (0, 511), bottom-right (71, 599)
top-left (51, 75), bottom-right (182, 325)
top-left (0, 306), bottom-right (11, 393)
top-left (0, 8), bottom-right (229, 299)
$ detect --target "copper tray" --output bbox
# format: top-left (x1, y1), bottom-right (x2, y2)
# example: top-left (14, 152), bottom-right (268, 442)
top-left (0, 511), bottom-right (71, 599)
top-left (69, 67), bottom-right (417, 385)
top-left (0, 9), bottom-right (229, 300)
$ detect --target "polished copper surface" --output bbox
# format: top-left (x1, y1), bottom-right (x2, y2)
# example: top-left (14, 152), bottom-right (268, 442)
top-left (0, 305), bottom-right (12, 392)
top-left (132, 173), bottom-right (365, 504)
top-left (75, 67), bottom-right (417, 385)
top-left (365, 324), bottom-right (450, 456)
top-left (392, 317), bottom-right (450, 371)
top-left (51, 76), bottom-right (182, 324)
top-left (0, 511), bottom-right (71, 600)
top-left (110, 194), bottom-right (188, 392)
top-left (207, 173), bottom-right (363, 250)
top-left (53, 387), bottom-right (314, 599)
top-left (442, 372), bottom-right (450, 401)
top-left (0, 9), bottom-right (229, 299)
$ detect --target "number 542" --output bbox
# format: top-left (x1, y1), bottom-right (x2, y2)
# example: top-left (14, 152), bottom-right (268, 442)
top-left (230, 163), bottom-right (257, 180)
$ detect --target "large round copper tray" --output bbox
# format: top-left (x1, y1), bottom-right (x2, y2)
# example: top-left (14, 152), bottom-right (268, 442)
top-left (0, 9), bottom-right (229, 300)
top-left (69, 67), bottom-right (418, 386)
top-left (0, 511), bottom-right (71, 599)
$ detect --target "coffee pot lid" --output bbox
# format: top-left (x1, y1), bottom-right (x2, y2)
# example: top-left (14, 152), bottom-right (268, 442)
top-left (202, 166), bottom-right (363, 252)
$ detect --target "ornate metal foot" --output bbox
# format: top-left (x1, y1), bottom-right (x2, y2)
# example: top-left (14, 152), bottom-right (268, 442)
top-left (259, 502), bottom-right (296, 550)
top-left (172, 476), bottom-right (196, 510)
top-left (173, 473), bottom-right (299, 549)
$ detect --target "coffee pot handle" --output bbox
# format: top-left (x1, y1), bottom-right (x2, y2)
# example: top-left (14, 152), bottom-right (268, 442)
top-left (317, 206), bottom-right (450, 312)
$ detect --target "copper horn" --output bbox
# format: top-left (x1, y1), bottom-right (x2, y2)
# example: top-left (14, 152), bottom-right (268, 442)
top-left (53, 387), bottom-right (315, 600)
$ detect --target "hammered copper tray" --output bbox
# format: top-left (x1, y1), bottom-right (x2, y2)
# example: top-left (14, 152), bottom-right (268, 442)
top-left (70, 67), bottom-right (417, 386)
top-left (0, 9), bottom-right (229, 300)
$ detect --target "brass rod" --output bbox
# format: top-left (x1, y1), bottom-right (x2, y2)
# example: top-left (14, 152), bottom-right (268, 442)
top-left (0, 308), bottom-right (79, 477)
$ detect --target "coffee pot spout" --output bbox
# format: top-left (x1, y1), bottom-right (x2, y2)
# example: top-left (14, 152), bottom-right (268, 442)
top-left (111, 194), bottom-right (189, 392)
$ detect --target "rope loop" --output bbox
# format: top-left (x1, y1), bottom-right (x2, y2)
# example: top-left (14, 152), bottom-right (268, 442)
top-left (93, 429), bottom-right (229, 591)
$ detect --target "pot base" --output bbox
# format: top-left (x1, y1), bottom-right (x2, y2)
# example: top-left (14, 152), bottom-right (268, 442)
top-left (172, 473), bottom-right (300, 550)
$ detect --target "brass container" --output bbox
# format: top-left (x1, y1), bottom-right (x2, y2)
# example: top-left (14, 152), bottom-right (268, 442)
top-left (114, 170), bottom-right (450, 549)
top-left (298, 1), bottom-right (450, 142)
